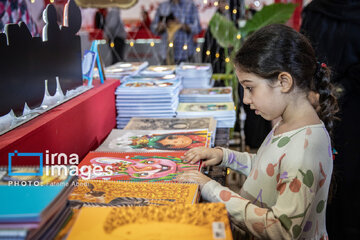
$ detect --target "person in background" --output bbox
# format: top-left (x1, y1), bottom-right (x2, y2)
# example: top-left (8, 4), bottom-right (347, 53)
top-left (176, 24), bottom-right (338, 239)
top-left (150, 0), bottom-right (201, 64)
top-left (301, 1), bottom-right (360, 239)
top-left (201, 0), bottom-right (230, 74)
top-left (103, 7), bottom-right (127, 64)
top-left (0, 0), bottom-right (38, 36)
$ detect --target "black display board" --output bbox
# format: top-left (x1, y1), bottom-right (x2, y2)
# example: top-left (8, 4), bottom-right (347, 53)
top-left (0, 0), bottom-right (83, 116)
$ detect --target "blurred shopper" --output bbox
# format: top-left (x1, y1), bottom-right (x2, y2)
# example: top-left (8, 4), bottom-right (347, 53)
top-left (301, 1), bottom-right (360, 239)
top-left (151, 0), bottom-right (201, 64)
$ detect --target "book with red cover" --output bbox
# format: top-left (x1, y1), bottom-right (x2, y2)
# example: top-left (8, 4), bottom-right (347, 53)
top-left (77, 151), bottom-right (202, 182)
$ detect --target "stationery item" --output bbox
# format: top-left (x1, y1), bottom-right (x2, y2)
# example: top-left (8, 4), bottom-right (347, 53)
top-left (140, 65), bottom-right (176, 77)
top-left (77, 151), bottom-right (201, 182)
top-left (124, 117), bottom-right (216, 131)
top-left (180, 87), bottom-right (233, 103)
top-left (176, 62), bottom-right (213, 88)
top-left (96, 129), bottom-right (209, 152)
top-left (103, 61), bottom-right (148, 79)
top-left (69, 179), bottom-right (199, 207)
top-left (176, 102), bottom-right (236, 128)
top-left (124, 117), bottom-right (217, 147)
top-left (67, 203), bottom-right (233, 240)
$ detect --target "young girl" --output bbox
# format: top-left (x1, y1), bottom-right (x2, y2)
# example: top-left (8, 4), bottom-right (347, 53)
top-left (176, 24), bottom-right (338, 239)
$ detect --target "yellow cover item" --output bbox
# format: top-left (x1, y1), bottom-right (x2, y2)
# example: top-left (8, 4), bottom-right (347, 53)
top-left (69, 179), bottom-right (199, 207)
top-left (67, 203), bottom-right (233, 240)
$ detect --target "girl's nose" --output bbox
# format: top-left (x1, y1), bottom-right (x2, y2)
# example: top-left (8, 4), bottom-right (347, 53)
top-left (243, 92), bottom-right (251, 105)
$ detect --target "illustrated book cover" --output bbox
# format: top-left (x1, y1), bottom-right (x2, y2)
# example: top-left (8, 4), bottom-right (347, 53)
top-left (67, 203), bottom-right (233, 240)
top-left (96, 129), bottom-right (209, 152)
top-left (77, 151), bottom-right (202, 181)
top-left (68, 179), bottom-right (199, 207)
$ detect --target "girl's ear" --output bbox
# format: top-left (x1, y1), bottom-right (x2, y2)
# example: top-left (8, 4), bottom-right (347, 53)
top-left (277, 72), bottom-right (293, 93)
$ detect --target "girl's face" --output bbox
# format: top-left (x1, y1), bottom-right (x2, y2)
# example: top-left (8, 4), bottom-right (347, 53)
top-left (236, 69), bottom-right (286, 121)
top-left (158, 135), bottom-right (192, 149)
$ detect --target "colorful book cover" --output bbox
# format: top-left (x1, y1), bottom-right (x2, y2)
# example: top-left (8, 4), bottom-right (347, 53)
top-left (67, 203), bottom-right (233, 240)
top-left (177, 102), bottom-right (235, 113)
top-left (69, 179), bottom-right (199, 207)
top-left (141, 65), bottom-right (176, 75)
top-left (77, 151), bottom-right (201, 181)
top-left (0, 166), bottom-right (69, 186)
top-left (124, 117), bottom-right (217, 132)
top-left (180, 87), bottom-right (232, 96)
top-left (96, 129), bottom-right (209, 152)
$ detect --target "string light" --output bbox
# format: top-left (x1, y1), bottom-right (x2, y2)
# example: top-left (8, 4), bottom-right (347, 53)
top-left (214, 1), bottom-right (218, 7)
top-left (203, 0), bottom-right (208, 4)
top-left (30, 0), bottom-right (35, 3)
top-left (225, 57), bottom-right (230, 62)
top-left (237, 34), bottom-right (241, 40)
top-left (110, 42), bottom-right (115, 48)
top-left (183, 44), bottom-right (188, 50)
top-left (225, 5), bottom-right (230, 10)
top-left (215, 53), bottom-right (220, 58)
top-left (206, 50), bottom-right (211, 56)
top-left (50, 0), bottom-right (54, 3)
top-left (233, 9), bottom-right (237, 14)
top-left (129, 41), bottom-right (134, 47)
top-left (196, 47), bottom-right (201, 52)
top-left (150, 42), bottom-right (155, 47)
top-left (169, 42), bottom-right (174, 48)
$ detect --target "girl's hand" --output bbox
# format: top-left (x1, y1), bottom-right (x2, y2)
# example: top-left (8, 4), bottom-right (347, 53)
top-left (181, 147), bottom-right (223, 167)
top-left (175, 170), bottom-right (212, 190)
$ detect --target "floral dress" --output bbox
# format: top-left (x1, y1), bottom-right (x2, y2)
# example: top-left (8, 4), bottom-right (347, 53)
top-left (202, 122), bottom-right (332, 239)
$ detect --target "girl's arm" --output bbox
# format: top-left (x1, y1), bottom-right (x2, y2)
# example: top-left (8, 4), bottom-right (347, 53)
top-left (201, 176), bottom-right (316, 240)
top-left (217, 148), bottom-right (256, 177)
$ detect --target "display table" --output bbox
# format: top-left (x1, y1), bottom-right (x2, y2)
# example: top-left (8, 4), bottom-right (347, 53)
top-left (0, 79), bottom-right (120, 166)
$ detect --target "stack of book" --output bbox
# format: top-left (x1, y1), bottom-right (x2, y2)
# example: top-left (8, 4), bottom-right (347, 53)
top-left (124, 117), bottom-right (217, 147)
top-left (115, 77), bottom-right (181, 129)
top-left (179, 87), bottom-right (233, 103)
top-left (103, 61), bottom-right (148, 79)
top-left (95, 129), bottom-right (211, 153)
top-left (0, 167), bottom-right (75, 240)
top-left (176, 102), bottom-right (236, 128)
top-left (175, 63), bottom-right (213, 88)
top-left (139, 65), bottom-right (176, 77)
top-left (66, 203), bottom-right (233, 240)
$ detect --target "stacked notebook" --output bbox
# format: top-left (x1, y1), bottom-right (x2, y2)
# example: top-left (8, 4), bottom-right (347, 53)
top-left (0, 167), bottom-right (75, 240)
top-left (175, 63), bottom-right (213, 88)
top-left (96, 129), bottom-right (210, 153)
top-left (115, 76), bottom-right (181, 129)
top-left (139, 65), bottom-right (176, 77)
top-left (176, 102), bottom-right (236, 128)
top-left (179, 87), bottom-right (233, 103)
top-left (67, 203), bottom-right (233, 240)
top-left (103, 61), bottom-right (148, 79)
top-left (124, 117), bottom-right (217, 147)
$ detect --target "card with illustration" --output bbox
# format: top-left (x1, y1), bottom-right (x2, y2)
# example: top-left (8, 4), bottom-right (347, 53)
top-left (180, 87), bottom-right (232, 96)
top-left (124, 117), bottom-right (216, 132)
top-left (69, 179), bottom-right (199, 208)
top-left (77, 151), bottom-right (201, 182)
top-left (96, 129), bottom-right (209, 152)
top-left (67, 203), bottom-right (232, 240)
top-left (140, 65), bottom-right (176, 77)
top-left (177, 102), bottom-right (235, 113)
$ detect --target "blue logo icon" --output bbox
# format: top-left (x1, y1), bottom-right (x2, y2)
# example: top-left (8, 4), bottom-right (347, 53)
top-left (8, 150), bottom-right (43, 176)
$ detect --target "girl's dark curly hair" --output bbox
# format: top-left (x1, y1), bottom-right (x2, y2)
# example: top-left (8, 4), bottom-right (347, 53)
top-left (234, 24), bottom-right (339, 138)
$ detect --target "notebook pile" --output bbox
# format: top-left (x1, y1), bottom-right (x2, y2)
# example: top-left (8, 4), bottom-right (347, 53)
top-left (176, 102), bottom-right (236, 128)
top-left (175, 63), bottom-right (213, 88)
top-left (179, 87), bottom-right (233, 103)
top-left (115, 75), bottom-right (182, 129)
top-left (0, 167), bottom-right (75, 240)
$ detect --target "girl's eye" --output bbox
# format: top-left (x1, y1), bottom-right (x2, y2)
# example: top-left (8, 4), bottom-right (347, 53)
top-left (246, 87), bottom-right (253, 92)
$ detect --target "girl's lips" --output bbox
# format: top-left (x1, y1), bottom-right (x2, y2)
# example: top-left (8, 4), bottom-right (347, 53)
top-left (255, 110), bottom-right (260, 115)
